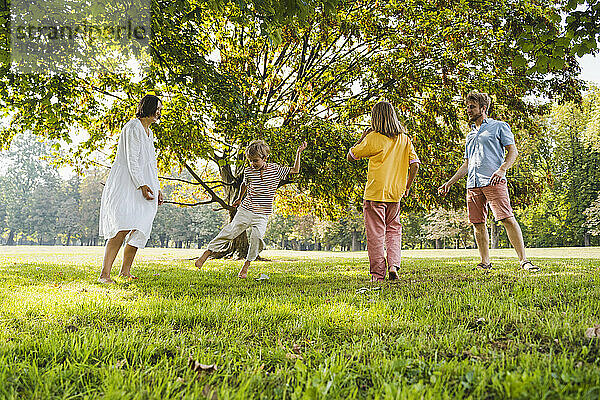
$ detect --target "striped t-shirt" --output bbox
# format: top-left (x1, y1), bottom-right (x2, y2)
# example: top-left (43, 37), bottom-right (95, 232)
top-left (240, 163), bottom-right (291, 215)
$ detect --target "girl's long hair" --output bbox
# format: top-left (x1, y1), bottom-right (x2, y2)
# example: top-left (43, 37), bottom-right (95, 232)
top-left (370, 101), bottom-right (407, 138)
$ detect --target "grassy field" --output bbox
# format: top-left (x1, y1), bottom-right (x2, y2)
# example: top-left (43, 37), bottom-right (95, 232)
top-left (1, 246), bottom-right (600, 399)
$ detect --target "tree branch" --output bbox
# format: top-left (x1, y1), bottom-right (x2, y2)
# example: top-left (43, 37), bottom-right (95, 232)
top-left (179, 157), bottom-right (234, 211)
top-left (163, 199), bottom-right (214, 206)
top-left (159, 175), bottom-right (235, 186)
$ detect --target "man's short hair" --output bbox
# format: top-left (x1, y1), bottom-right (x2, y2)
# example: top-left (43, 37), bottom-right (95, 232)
top-left (466, 91), bottom-right (492, 114)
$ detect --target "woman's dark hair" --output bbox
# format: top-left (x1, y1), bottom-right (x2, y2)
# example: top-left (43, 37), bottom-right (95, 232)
top-left (136, 95), bottom-right (161, 118)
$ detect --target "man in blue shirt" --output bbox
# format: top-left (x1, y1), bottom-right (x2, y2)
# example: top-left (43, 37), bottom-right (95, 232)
top-left (438, 91), bottom-right (539, 272)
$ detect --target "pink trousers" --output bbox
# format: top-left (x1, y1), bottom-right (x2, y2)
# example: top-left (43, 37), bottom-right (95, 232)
top-left (363, 200), bottom-right (402, 280)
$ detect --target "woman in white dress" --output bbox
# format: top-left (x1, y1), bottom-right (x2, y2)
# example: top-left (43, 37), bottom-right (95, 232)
top-left (98, 95), bottom-right (163, 284)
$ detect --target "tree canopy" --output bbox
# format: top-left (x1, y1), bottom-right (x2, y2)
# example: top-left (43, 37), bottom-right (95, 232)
top-left (0, 0), bottom-right (592, 223)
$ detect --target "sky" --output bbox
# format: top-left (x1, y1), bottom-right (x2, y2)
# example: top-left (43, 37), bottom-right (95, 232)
top-left (578, 54), bottom-right (600, 86)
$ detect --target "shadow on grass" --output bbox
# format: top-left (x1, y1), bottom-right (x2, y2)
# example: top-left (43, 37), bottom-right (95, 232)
top-left (0, 257), bottom-right (595, 302)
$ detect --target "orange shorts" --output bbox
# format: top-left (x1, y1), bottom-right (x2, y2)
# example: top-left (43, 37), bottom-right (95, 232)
top-left (466, 181), bottom-right (514, 224)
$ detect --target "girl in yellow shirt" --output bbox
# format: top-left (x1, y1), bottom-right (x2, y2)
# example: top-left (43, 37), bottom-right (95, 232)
top-left (347, 101), bottom-right (420, 282)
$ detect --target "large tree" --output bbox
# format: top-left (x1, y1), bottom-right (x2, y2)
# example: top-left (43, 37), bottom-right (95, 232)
top-left (0, 0), bottom-right (589, 256)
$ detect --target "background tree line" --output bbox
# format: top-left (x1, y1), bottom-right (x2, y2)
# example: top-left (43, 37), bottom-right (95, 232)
top-left (1, 86), bottom-right (599, 250)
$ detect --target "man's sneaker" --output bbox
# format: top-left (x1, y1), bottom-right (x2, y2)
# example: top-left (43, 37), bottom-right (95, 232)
top-left (520, 260), bottom-right (540, 272)
top-left (473, 262), bottom-right (492, 271)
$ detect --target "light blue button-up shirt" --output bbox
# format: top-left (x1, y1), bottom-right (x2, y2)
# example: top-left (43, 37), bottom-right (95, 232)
top-left (464, 118), bottom-right (515, 189)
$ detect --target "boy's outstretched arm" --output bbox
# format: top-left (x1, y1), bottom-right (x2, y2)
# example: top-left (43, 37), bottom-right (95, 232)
top-left (290, 141), bottom-right (308, 174)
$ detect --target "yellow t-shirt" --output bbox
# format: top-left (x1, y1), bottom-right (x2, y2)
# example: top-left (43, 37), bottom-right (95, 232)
top-left (350, 131), bottom-right (420, 202)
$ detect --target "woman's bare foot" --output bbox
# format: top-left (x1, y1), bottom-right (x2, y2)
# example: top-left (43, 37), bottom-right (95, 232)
top-left (118, 274), bottom-right (138, 280)
top-left (98, 276), bottom-right (115, 284)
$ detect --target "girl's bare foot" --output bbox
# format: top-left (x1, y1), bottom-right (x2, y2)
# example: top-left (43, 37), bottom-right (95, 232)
top-left (98, 276), bottom-right (115, 284)
top-left (388, 265), bottom-right (398, 281)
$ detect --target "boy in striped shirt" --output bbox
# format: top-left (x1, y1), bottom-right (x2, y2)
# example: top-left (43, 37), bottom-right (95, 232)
top-left (196, 139), bottom-right (308, 278)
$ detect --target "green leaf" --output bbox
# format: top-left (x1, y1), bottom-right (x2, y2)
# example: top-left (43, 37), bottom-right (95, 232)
top-left (522, 42), bottom-right (535, 52)
top-left (567, 0), bottom-right (580, 10)
top-left (512, 55), bottom-right (527, 68)
top-left (585, 38), bottom-right (598, 50)
top-left (549, 58), bottom-right (565, 70)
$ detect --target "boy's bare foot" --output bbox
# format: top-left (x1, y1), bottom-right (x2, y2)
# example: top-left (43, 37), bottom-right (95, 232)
top-left (98, 276), bottom-right (115, 284)
top-left (238, 261), bottom-right (250, 279)
top-left (195, 250), bottom-right (212, 270)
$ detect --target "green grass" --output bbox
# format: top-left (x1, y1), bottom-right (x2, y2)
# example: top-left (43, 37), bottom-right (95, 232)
top-left (1, 246), bottom-right (600, 399)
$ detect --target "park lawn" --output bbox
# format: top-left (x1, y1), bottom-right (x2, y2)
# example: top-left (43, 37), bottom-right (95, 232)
top-left (1, 247), bottom-right (600, 399)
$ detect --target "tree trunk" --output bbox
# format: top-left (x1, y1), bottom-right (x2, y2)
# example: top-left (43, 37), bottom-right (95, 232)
top-left (160, 235), bottom-right (168, 247)
top-left (206, 164), bottom-right (248, 259)
top-left (490, 221), bottom-right (500, 249)
top-left (435, 238), bottom-right (442, 249)
top-left (211, 207), bottom-right (249, 260)
top-left (6, 230), bottom-right (15, 246)
top-left (351, 230), bottom-right (359, 251)
top-left (584, 232), bottom-right (591, 247)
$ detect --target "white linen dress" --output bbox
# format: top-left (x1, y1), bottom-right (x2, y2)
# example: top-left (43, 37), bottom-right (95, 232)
top-left (99, 119), bottom-right (160, 249)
